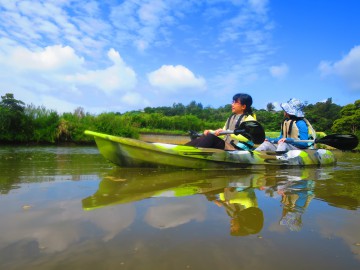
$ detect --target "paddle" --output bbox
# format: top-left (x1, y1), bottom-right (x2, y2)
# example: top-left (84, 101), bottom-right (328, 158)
top-left (293, 134), bottom-right (359, 151)
top-left (237, 120), bottom-right (266, 144)
top-left (189, 120), bottom-right (266, 144)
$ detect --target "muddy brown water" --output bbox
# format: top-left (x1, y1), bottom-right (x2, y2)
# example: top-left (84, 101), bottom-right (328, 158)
top-left (0, 146), bottom-right (359, 270)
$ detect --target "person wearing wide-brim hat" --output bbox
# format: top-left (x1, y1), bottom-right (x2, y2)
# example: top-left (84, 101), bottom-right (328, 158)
top-left (255, 98), bottom-right (316, 152)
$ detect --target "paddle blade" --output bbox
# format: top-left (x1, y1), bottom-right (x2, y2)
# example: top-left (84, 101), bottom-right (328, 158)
top-left (316, 134), bottom-right (359, 150)
top-left (234, 121), bottom-right (265, 144)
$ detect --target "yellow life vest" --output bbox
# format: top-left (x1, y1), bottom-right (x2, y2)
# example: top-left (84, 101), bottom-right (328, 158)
top-left (281, 118), bottom-right (316, 140)
top-left (219, 189), bottom-right (257, 208)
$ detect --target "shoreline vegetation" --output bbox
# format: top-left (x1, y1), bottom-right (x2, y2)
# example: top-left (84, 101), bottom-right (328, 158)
top-left (1, 93), bottom-right (359, 150)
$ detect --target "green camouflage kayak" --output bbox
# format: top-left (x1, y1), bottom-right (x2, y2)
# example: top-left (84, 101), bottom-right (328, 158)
top-left (84, 130), bottom-right (336, 168)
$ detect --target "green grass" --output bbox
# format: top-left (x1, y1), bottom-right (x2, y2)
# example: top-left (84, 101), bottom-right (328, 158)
top-left (139, 128), bottom-right (188, 135)
top-left (265, 132), bottom-right (279, 138)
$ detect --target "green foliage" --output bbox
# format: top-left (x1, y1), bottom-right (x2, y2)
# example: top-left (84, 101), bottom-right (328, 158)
top-left (0, 93), bottom-right (25, 111)
top-left (94, 113), bottom-right (139, 139)
top-left (59, 108), bottom-right (98, 143)
top-left (304, 98), bottom-right (341, 133)
top-left (255, 109), bottom-right (283, 131)
top-left (0, 92), bottom-right (359, 147)
top-left (266, 102), bottom-right (275, 112)
top-left (0, 93), bottom-right (27, 142)
top-left (25, 104), bottom-right (60, 143)
top-left (332, 100), bottom-right (360, 149)
top-left (121, 111), bottom-right (206, 132)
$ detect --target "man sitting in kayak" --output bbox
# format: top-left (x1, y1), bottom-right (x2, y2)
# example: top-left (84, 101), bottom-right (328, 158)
top-left (255, 98), bottom-right (316, 152)
top-left (186, 93), bottom-right (256, 150)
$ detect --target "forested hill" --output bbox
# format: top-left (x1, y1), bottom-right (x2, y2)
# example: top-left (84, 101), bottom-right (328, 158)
top-left (0, 93), bottom-right (359, 147)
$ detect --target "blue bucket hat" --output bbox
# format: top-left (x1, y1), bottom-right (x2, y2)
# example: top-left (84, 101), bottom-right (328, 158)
top-left (280, 98), bottom-right (305, 117)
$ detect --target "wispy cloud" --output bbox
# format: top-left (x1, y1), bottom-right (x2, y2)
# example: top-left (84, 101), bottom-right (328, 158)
top-left (0, 0), bottom-right (276, 113)
top-left (0, 0), bottom-right (112, 55)
top-left (209, 0), bottom-right (273, 98)
top-left (110, 0), bottom-right (177, 51)
top-left (269, 63), bottom-right (289, 79)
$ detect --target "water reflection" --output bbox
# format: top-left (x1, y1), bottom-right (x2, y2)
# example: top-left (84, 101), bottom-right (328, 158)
top-left (0, 146), bottom-right (111, 194)
top-left (82, 168), bottom-right (328, 236)
top-left (83, 168), bottom-right (266, 236)
top-left (82, 168), bottom-right (265, 210)
top-left (267, 179), bottom-right (315, 231)
top-left (207, 187), bottom-right (263, 236)
top-left (83, 164), bottom-right (360, 237)
top-left (1, 147), bottom-right (360, 269)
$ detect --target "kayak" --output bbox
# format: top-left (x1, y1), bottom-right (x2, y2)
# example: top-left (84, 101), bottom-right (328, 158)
top-left (84, 130), bottom-right (336, 168)
top-left (82, 168), bottom-right (264, 210)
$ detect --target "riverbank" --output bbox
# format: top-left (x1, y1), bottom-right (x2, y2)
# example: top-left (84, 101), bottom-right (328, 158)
top-left (1, 133), bottom-right (358, 151)
top-left (139, 133), bottom-right (190, 144)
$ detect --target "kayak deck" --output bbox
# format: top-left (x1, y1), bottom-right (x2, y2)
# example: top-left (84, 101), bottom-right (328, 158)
top-left (84, 130), bottom-right (336, 168)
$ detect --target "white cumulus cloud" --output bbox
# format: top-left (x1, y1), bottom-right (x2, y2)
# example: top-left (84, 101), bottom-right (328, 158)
top-left (319, 45), bottom-right (360, 91)
top-left (147, 65), bottom-right (206, 91)
top-left (5, 45), bottom-right (84, 72)
top-left (0, 42), bottom-right (138, 113)
top-left (66, 48), bottom-right (137, 95)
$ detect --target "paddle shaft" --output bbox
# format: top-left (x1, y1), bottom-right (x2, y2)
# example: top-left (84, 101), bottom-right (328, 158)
top-left (190, 120), bottom-right (265, 144)
top-left (292, 139), bottom-right (315, 143)
top-left (193, 129), bottom-right (244, 137)
top-left (213, 130), bottom-right (235, 135)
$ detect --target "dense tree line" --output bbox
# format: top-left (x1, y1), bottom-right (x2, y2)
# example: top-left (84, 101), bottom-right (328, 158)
top-left (0, 93), bottom-right (359, 149)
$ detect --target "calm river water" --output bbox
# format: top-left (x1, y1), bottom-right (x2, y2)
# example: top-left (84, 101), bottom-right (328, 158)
top-left (0, 146), bottom-right (359, 270)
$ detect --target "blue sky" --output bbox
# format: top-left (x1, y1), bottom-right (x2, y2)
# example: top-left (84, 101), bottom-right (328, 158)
top-left (0, 0), bottom-right (359, 114)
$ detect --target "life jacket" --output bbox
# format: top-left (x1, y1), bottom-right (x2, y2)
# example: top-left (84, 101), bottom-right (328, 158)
top-left (281, 118), bottom-right (316, 147)
top-left (224, 114), bottom-right (255, 150)
top-left (225, 114), bottom-right (246, 130)
top-left (224, 113), bottom-right (257, 129)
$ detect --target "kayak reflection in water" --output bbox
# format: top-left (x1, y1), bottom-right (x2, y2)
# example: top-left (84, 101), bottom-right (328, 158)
top-left (276, 180), bottom-right (315, 231)
top-left (205, 186), bottom-right (264, 236)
